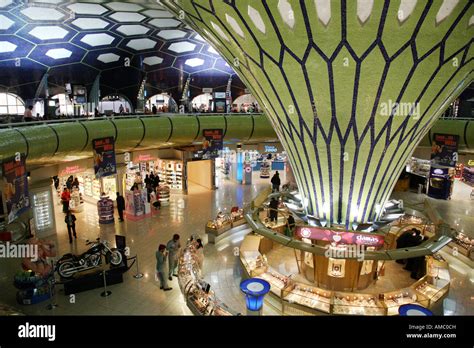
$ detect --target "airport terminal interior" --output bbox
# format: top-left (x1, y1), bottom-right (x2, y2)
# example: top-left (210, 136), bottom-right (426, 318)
top-left (0, 0), bottom-right (473, 318)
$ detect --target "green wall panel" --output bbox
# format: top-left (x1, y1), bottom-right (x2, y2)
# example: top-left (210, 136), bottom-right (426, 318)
top-left (52, 123), bottom-right (88, 156)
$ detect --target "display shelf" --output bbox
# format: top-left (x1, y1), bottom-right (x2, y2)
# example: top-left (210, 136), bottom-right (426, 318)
top-left (413, 277), bottom-right (450, 306)
top-left (282, 283), bottom-right (332, 314)
top-left (256, 269), bottom-right (290, 296)
top-left (382, 288), bottom-right (428, 316)
top-left (333, 291), bottom-right (386, 316)
top-left (97, 196), bottom-right (114, 224)
top-left (240, 250), bottom-right (268, 277)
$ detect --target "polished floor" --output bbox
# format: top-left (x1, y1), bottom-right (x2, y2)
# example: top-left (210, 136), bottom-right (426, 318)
top-left (0, 174), bottom-right (472, 315)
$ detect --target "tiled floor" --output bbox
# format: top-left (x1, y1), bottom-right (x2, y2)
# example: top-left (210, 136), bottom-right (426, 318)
top-left (0, 175), bottom-right (472, 315)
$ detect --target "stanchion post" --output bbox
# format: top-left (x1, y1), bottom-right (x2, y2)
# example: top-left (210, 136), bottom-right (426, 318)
top-left (46, 260), bottom-right (58, 310)
top-left (133, 254), bottom-right (144, 279)
top-left (100, 270), bottom-right (112, 297)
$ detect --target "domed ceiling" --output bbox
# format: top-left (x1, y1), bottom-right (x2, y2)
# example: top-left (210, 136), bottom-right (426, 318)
top-left (0, 0), bottom-right (246, 105)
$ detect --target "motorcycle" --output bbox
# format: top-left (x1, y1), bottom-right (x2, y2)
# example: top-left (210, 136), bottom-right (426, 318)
top-left (56, 238), bottom-right (123, 279)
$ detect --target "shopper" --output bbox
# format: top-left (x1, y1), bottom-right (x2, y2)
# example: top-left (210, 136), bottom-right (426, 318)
top-left (166, 234), bottom-right (181, 281)
top-left (271, 171), bottom-right (281, 192)
top-left (72, 177), bottom-right (79, 189)
top-left (64, 210), bottom-right (77, 244)
top-left (285, 214), bottom-right (296, 237)
top-left (116, 192), bottom-right (125, 222)
top-left (23, 105), bottom-right (33, 122)
top-left (156, 244), bottom-right (172, 291)
top-left (153, 173), bottom-right (160, 188)
top-left (152, 104), bottom-right (157, 114)
top-left (269, 197), bottom-right (279, 223)
top-left (395, 229), bottom-right (416, 264)
top-left (61, 188), bottom-right (71, 213)
top-left (119, 104), bottom-right (124, 115)
top-left (195, 238), bottom-right (204, 269)
top-left (404, 230), bottom-right (423, 272)
top-left (53, 176), bottom-right (59, 191)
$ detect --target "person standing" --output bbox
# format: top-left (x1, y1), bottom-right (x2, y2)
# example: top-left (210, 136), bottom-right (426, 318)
top-left (116, 192), bottom-right (125, 222)
top-left (269, 197), bottom-right (279, 223)
top-left (152, 104), bottom-right (157, 114)
top-left (271, 171), bottom-right (281, 192)
top-left (53, 176), bottom-right (59, 191)
top-left (61, 188), bottom-right (70, 213)
top-left (285, 214), bottom-right (296, 237)
top-left (23, 105), bottom-right (33, 122)
top-left (156, 244), bottom-right (172, 291)
top-left (64, 210), bottom-right (77, 244)
top-left (195, 238), bottom-right (204, 269)
top-left (119, 104), bottom-right (124, 115)
top-left (166, 234), bottom-right (181, 281)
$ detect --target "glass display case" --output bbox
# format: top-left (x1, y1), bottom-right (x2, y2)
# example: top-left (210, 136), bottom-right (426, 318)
top-left (31, 190), bottom-right (54, 235)
top-left (333, 291), bottom-right (386, 316)
top-left (205, 211), bottom-right (233, 233)
top-left (178, 236), bottom-right (241, 316)
top-left (256, 269), bottom-right (290, 296)
top-left (413, 277), bottom-right (450, 306)
top-left (282, 283), bottom-right (332, 314)
top-left (406, 157), bottom-right (431, 178)
top-left (382, 288), bottom-right (429, 316)
top-left (240, 250), bottom-right (268, 277)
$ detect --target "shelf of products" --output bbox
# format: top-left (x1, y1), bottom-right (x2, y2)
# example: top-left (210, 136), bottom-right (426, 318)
top-left (333, 292), bottom-right (386, 316)
top-left (382, 288), bottom-right (426, 316)
top-left (450, 232), bottom-right (474, 260)
top-left (282, 284), bottom-right (332, 314)
top-left (240, 250), bottom-right (268, 277)
top-left (256, 269), bottom-right (291, 296)
top-left (462, 165), bottom-right (474, 186)
top-left (157, 185), bottom-right (170, 206)
top-left (68, 188), bottom-right (83, 213)
top-left (414, 278), bottom-right (450, 306)
top-left (178, 235), bottom-right (240, 316)
top-left (406, 157), bottom-right (431, 178)
top-left (97, 196), bottom-right (114, 224)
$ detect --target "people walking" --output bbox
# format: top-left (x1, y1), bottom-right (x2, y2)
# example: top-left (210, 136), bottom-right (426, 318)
top-left (61, 188), bottom-right (70, 213)
top-left (116, 192), bottom-right (125, 222)
top-left (271, 171), bottom-right (281, 192)
top-left (156, 244), bottom-right (172, 291)
top-left (195, 238), bottom-right (204, 269)
top-left (53, 176), bottom-right (59, 191)
top-left (166, 234), bottom-right (181, 281)
top-left (64, 210), bottom-right (77, 244)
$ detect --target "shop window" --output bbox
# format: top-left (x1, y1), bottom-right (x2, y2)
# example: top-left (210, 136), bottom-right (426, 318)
top-left (51, 93), bottom-right (74, 116)
top-left (0, 92), bottom-right (25, 115)
top-left (146, 93), bottom-right (176, 113)
top-left (99, 95), bottom-right (133, 115)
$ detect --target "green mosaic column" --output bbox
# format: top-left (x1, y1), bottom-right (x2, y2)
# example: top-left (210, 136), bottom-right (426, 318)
top-left (163, 0), bottom-right (473, 227)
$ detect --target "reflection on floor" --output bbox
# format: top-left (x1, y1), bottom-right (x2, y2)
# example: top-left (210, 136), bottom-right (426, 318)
top-left (0, 176), bottom-right (472, 315)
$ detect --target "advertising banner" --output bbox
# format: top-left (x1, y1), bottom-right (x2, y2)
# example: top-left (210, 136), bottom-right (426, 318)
top-left (295, 226), bottom-right (385, 248)
top-left (431, 133), bottom-right (459, 167)
top-left (92, 137), bottom-right (117, 178)
top-left (2, 155), bottom-right (30, 223)
top-left (202, 129), bottom-right (223, 159)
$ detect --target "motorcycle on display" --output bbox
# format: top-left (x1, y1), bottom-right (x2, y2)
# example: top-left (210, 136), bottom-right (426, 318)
top-left (56, 238), bottom-right (123, 279)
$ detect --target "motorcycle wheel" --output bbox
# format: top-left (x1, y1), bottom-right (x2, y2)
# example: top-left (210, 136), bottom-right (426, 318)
top-left (57, 261), bottom-right (75, 278)
top-left (109, 249), bottom-right (123, 266)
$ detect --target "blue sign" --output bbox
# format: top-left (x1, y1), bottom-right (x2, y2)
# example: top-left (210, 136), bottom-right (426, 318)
top-left (240, 278), bottom-right (270, 312)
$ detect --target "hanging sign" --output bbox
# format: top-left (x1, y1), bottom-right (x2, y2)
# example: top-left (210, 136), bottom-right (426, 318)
top-left (92, 137), bottom-right (117, 178)
top-left (202, 129), bottom-right (224, 159)
top-left (2, 155), bottom-right (30, 223)
top-left (431, 133), bottom-right (459, 167)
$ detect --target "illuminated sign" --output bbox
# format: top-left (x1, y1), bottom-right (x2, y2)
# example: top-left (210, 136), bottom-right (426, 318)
top-left (136, 154), bottom-right (156, 162)
top-left (59, 165), bottom-right (84, 176)
top-left (296, 226), bottom-right (385, 247)
top-left (264, 145), bottom-right (278, 153)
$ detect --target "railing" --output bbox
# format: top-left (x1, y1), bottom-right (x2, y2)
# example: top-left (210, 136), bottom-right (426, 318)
top-left (0, 112), bottom-right (265, 129)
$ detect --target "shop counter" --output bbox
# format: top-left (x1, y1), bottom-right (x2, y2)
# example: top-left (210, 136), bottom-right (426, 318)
top-left (239, 234), bottom-right (450, 316)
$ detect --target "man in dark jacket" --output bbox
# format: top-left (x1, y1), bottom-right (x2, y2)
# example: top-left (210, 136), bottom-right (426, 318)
top-left (64, 210), bottom-right (77, 244)
top-left (116, 192), bottom-right (125, 222)
top-left (271, 171), bottom-right (281, 192)
top-left (269, 197), bottom-right (279, 223)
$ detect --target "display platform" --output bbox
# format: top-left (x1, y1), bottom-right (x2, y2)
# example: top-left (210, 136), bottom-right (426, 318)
top-left (61, 267), bottom-right (125, 296)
